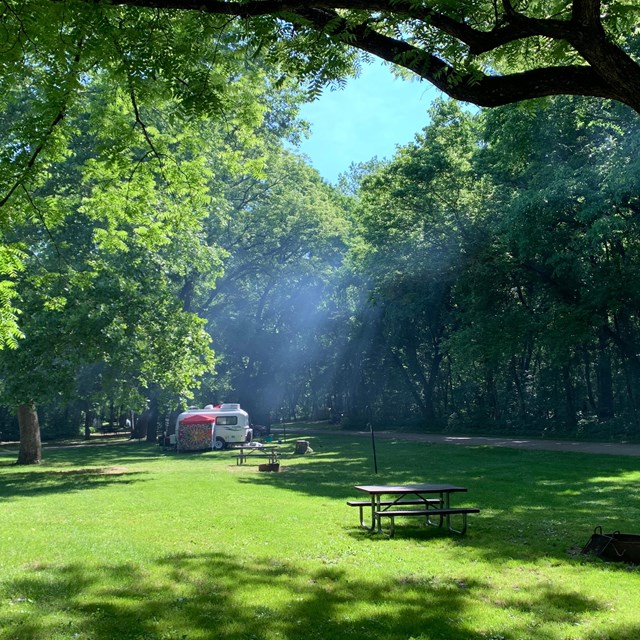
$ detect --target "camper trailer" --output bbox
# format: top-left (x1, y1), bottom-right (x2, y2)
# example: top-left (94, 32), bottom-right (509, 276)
top-left (175, 404), bottom-right (252, 451)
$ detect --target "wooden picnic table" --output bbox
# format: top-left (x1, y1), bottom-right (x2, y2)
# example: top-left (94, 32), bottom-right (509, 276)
top-left (234, 446), bottom-right (279, 466)
top-left (350, 484), bottom-right (479, 537)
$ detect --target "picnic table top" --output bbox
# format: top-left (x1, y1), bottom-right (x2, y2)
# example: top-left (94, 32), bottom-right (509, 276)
top-left (354, 484), bottom-right (467, 494)
top-left (235, 444), bottom-right (278, 451)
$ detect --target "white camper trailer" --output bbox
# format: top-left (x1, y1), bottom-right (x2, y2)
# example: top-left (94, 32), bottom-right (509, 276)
top-left (175, 404), bottom-right (252, 451)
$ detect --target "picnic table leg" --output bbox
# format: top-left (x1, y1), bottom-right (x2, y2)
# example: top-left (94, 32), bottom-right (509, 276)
top-left (357, 504), bottom-right (369, 529)
top-left (425, 492), bottom-right (448, 528)
top-left (444, 492), bottom-right (452, 531)
top-left (388, 515), bottom-right (396, 537)
top-left (374, 495), bottom-right (384, 533)
top-left (447, 513), bottom-right (468, 535)
top-left (360, 496), bottom-right (380, 532)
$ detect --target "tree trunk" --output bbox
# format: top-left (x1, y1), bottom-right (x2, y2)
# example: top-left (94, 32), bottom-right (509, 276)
top-left (146, 395), bottom-right (159, 443)
top-left (109, 401), bottom-right (116, 431)
top-left (16, 403), bottom-right (42, 465)
top-left (510, 356), bottom-right (527, 426)
top-left (134, 411), bottom-right (149, 440)
top-left (582, 346), bottom-right (596, 413)
top-left (486, 367), bottom-right (499, 422)
top-left (562, 365), bottom-right (578, 433)
top-left (83, 401), bottom-right (92, 440)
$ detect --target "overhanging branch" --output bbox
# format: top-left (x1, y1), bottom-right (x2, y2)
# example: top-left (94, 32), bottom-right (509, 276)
top-left (292, 8), bottom-right (616, 107)
top-left (73, 0), bottom-right (640, 112)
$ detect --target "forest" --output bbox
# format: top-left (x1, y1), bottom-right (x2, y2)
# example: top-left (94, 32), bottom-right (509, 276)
top-left (1, 1), bottom-right (640, 458)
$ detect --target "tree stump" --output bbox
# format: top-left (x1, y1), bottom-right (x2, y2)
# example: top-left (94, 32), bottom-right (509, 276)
top-left (294, 439), bottom-right (312, 455)
top-left (258, 463), bottom-right (280, 472)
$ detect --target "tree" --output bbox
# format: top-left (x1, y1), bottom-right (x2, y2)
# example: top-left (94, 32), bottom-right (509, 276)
top-left (199, 149), bottom-right (352, 423)
top-left (37, 0), bottom-right (640, 113)
top-left (0, 70), bottom-right (246, 463)
top-left (474, 96), bottom-right (640, 433)
top-left (349, 93), bottom-right (640, 436)
top-left (353, 100), bottom-right (490, 427)
top-left (4, 0), bottom-right (640, 446)
top-left (425, 94), bottom-right (640, 435)
top-left (0, 8), bottom-right (326, 460)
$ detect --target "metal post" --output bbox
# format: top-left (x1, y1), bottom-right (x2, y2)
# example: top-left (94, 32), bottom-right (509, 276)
top-left (370, 421), bottom-right (378, 475)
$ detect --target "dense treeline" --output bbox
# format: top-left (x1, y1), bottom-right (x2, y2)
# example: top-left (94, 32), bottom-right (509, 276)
top-left (201, 95), bottom-right (640, 441)
top-left (2, 85), bottom-right (640, 446)
top-left (348, 97), bottom-right (640, 440)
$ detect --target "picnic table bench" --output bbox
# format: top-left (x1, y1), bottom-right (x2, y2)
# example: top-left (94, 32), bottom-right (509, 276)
top-left (374, 506), bottom-right (480, 536)
top-left (347, 499), bottom-right (442, 526)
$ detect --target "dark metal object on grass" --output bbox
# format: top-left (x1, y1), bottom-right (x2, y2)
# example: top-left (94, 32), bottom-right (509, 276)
top-left (581, 526), bottom-right (640, 563)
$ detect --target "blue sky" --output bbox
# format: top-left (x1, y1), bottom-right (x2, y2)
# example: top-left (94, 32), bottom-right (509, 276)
top-left (295, 61), bottom-right (440, 183)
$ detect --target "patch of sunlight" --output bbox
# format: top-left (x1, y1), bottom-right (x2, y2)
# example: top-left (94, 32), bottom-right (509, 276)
top-left (588, 470), bottom-right (640, 484)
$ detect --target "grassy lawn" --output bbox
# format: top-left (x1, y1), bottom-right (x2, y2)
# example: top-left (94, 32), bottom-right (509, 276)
top-left (1, 433), bottom-right (639, 640)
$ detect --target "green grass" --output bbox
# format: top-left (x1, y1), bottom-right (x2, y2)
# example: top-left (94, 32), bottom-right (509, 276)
top-left (1, 434), bottom-right (639, 640)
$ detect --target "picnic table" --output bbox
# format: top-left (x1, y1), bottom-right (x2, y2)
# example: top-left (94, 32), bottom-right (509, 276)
top-left (349, 484), bottom-right (479, 537)
top-left (233, 446), bottom-right (279, 466)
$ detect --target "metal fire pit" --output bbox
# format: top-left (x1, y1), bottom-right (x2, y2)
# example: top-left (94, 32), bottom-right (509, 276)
top-left (581, 526), bottom-right (640, 564)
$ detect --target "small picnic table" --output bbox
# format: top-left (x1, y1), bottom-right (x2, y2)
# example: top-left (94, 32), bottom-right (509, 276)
top-left (234, 446), bottom-right (279, 466)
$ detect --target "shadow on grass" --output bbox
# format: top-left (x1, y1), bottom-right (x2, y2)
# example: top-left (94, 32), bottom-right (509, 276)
top-left (0, 440), bottom-right (172, 469)
top-left (3, 436), bottom-right (640, 567)
top-left (239, 436), bottom-right (640, 564)
top-left (2, 551), bottom-right (632, 640)
top-left (245, 437), bottom-right (640, 504)
top-left (0, 443), bottom-right (157, 500)
top-left (0, 466), bottom-right (148, 501)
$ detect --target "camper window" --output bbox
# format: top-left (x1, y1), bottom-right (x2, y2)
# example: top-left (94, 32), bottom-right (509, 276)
top-left (216, 416), bottom-right (238, 426)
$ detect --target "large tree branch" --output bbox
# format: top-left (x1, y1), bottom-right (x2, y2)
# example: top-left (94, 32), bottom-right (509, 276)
top-left (93, 0), bottom-right (605, 53)
top-left (292, 8), bottom-right (619, 107)
top-left (95, 0), bottom-right (538, 52)
top-left (0, 107), bottom-right (66, 209)
top-left (82, 0), bottom-right (640, 112)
